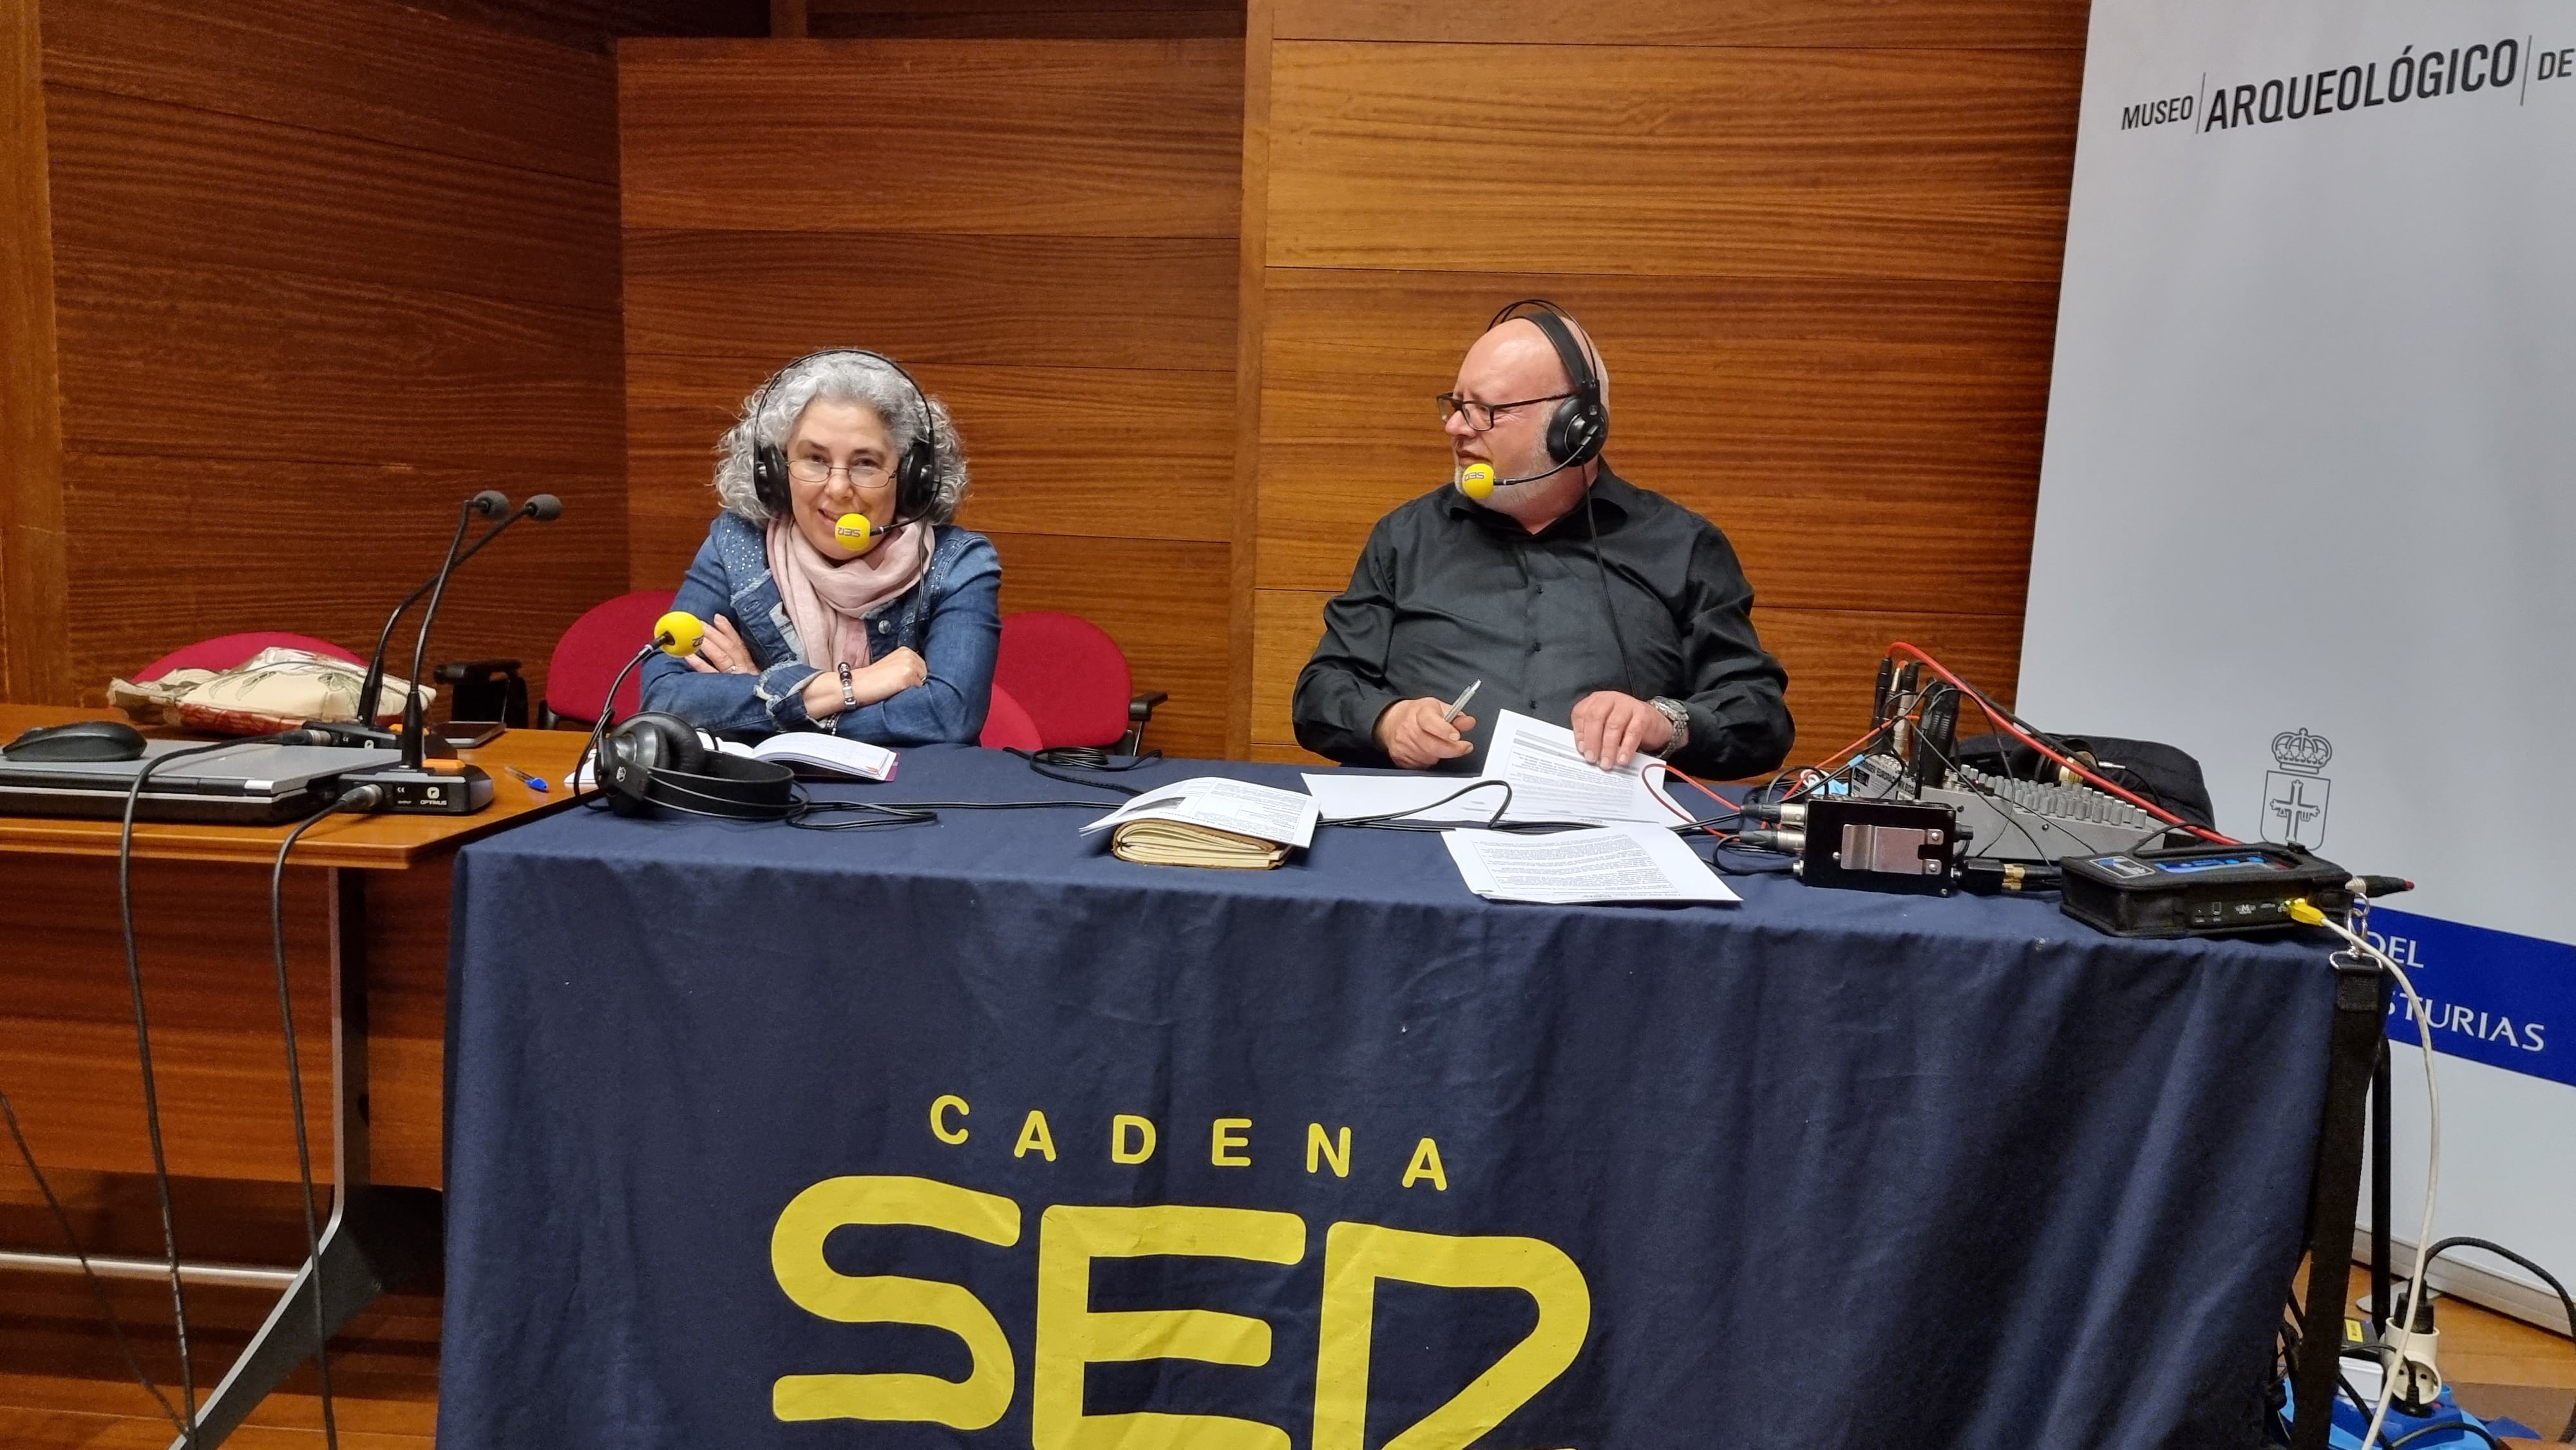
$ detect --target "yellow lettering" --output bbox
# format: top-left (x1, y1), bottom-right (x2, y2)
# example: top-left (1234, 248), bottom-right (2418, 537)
top-left (768, 1175), bottom-right (1021, 1429)
top-left (1035, 1205), bottom-right (1307, 1450)
top-left (1312, 1222), bottom-right (1590, 1450)
top-left (929, 1094), bottom-right (970, 1145)
top-left (1211, 1117), bottom-right (1253, 1167)
top-left (1015, 1109), bottom-right (1057, 1162)
top-left (1110, 1113), bottom-right (1157, 1165)
top-left (1305, 1122), bottom-right (1350, 1178)
top-left (1401, 1137), bottom-right (1447, 1191)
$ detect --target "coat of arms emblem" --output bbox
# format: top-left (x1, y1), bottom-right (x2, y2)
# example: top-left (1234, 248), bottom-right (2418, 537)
top-left (2259, 728), bottom-right (2333, 848)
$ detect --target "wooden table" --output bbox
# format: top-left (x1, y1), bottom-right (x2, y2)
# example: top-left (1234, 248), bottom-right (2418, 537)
top-left (0, 704), bottom-right (591, 1449)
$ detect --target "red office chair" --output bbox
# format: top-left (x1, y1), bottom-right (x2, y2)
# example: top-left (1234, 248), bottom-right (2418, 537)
top-left (544, 590), bottom-right (676, 728)
top-left (978, 684), bottom-right (1045, 751)
top-left (135, 632), bottom-right (363, 681)
top-left (990, 611), bottom-right (1165, 754)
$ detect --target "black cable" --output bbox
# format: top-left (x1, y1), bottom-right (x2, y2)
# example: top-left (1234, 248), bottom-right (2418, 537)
top-left (2387, 1419), bottom-right (2508, 1450)
top-left (1, 1084), bottom-right (188, 1434)
top-left (1581, 490), bottom-right (1640, 702)
top-left (1008, 749), bottom-right (1150, 798)
top-left (120, 733), bottom-right (301, 1447)
top-left (1030, 746), bottom-right (1162, 771)
top-left (2417, 1237), bottom-right (2576, 1344)
top-left (270, 785), bottom-right (384, 1450)
top-left (1329, 778), bottom-right (1513, 829)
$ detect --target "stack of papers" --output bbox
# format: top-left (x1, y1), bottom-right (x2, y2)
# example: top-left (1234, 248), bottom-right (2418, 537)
top-left (1442, 824), bottom-right (1739, 905)
top-left (1082, 777), bottom-right (1322, 870)
top-left (1303, 711), bottom-right (1681, 827)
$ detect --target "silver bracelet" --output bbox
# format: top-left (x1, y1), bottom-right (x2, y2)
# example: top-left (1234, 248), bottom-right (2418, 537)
top-left (837, 661), bottom-right (858, 710)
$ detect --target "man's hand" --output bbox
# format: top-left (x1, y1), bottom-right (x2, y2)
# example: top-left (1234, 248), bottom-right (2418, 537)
top-left (1571, 691), bottom-right (1672, 767)
top-left (1374, 697), bottom-right (1477, 769)
top-left (686, 614), bottom-right (757, 674)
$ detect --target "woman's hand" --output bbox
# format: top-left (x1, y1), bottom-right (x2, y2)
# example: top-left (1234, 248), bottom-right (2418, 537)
top-left (685, 615), bottom-right (759, 675)
top-left (799, 648), bottom-right (929, 719)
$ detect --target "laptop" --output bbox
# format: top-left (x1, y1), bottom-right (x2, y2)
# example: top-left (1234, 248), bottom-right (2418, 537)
top-left (0, 740), bottom-right (401, 825)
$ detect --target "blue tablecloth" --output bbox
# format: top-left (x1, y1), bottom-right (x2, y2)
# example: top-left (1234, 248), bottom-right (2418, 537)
top-left (439, 747), bottom-right (2334, 1449)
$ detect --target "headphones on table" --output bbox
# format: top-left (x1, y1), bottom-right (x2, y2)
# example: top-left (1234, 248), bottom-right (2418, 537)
top-left (600, 711), bottom-right (799, 820)
top-left (748, 348), bottom-right (945, 536)
top-left (1488, 299), bottom-right (1610, 471)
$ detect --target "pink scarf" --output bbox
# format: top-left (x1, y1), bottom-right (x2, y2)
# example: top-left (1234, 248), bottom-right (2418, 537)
top-left (764, 518), bottom-right (934, 673)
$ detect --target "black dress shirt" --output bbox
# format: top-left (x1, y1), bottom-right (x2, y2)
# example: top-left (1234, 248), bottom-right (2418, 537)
top-left (1292, 467), bottom-right (1795, 778)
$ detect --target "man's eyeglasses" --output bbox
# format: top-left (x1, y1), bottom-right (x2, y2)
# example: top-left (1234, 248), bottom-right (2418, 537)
top-left (786, 457), bottom-right (892, 485)
top-left (1435, 392), bottom-right (1573, 432)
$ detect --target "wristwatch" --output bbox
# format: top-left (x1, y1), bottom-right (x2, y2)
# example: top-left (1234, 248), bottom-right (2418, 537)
top-left (1647, 697), bottom-right (1691, 757)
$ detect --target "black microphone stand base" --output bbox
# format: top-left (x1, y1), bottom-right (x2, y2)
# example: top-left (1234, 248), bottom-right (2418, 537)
top-left (362, 763), bottom-right (494, 814)
top-left (300, 721), bottom-right (457, 758)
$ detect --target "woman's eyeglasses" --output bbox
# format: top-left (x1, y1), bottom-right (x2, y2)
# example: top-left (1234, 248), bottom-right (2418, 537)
top-left (786, 458), bottom-right (892, 485)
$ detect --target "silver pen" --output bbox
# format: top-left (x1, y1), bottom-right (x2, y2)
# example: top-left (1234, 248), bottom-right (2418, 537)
top-left (1441, 679), bottom-right (1482, 724)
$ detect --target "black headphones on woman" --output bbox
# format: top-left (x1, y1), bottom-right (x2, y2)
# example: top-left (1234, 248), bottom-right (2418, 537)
top-left (1488, 299), bottom-right (1610, 469)
top-left (600, 711), bottom-right (799, 820)
top-left (748, 348), bottom-right (945, 529)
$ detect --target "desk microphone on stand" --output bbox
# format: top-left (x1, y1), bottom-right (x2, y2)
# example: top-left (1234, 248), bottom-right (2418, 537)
top-left (327, 492), bottom-right (512, 750)
top-left (363, 493), bottom-right (562, 814)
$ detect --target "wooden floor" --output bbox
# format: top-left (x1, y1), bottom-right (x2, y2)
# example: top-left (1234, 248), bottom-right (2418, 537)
top-left (0, 1256), bottom-right (2566, 1445)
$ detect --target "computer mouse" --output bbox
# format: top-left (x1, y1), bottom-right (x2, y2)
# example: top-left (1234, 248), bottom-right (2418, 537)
top-left (3, 719), bottom-right (149, 762)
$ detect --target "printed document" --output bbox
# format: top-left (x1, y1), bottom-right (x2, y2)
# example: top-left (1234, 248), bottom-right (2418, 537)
top-left (1482, 711), bottom-right (1678, 825)
top-left (1441, 824), bottom-right (1739, 905)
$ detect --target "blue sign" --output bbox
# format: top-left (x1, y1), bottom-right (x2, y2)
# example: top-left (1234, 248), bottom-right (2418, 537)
top-left (2367, 907), bottom-right (2572, 1087)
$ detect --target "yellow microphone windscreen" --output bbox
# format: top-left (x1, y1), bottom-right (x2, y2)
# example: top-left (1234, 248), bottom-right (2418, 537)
top-left (654, 610), bottom-right (707, 657)
top-left (833, 513), bottom-right (875, 550)
top-left (1458, 462), bottom-right (1496, 500)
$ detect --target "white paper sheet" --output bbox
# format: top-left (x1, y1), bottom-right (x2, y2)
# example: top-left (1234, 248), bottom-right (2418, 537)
top-left (1483, 711), bottom-right (1678, 825)
top-left (1441, 823), bottom-right (1738, 905)
top-left (1300, 773), bottom-right (1514, 826)
top-left (1080, 777), bottom-right (1321, 849)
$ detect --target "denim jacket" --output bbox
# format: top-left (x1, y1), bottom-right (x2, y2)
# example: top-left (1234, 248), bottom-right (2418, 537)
top-left (640, 511), bottom-right (1000, 744)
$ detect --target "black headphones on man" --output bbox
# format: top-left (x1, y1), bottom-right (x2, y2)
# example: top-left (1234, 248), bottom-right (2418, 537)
top-left (599, 711), bottom-right (800, 820)
top-left (1489, 298), bottom-right (1610, 471)
top-left (748, 348), bottom-right (945, 531)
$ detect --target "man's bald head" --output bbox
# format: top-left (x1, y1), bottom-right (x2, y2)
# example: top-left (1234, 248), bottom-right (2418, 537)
top-left (1455, 315), bottom-right (1611, 411)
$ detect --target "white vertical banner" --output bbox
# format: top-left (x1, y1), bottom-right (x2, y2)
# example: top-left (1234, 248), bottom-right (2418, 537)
top-left (2025, 3), bottom-right (2576, 1322)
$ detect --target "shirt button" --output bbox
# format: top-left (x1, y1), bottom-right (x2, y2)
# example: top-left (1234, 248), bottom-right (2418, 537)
top-left (877, 620), bottom-right (890, 634)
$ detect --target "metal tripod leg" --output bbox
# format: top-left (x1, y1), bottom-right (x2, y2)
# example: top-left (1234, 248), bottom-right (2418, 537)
top-left (2289, 959), bottom-right (2391, 1450)
top-left (171, 869), bottom-right (442, 1449)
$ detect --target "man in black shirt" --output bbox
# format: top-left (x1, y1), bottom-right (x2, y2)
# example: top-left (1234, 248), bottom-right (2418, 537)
top-left (1292, 301), bottom-right (1794, 778)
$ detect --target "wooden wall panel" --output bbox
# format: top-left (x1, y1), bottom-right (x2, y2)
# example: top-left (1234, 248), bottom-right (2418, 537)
top-left (623, 231), bottom-right (1236, 369)
top-left (26, 0), bottom-right (628, 706)
top-left (623, 39), bottom-right (1242, 757)
top-left (0, 857), bottom-right (337, 1184)
top-left (1274, 0), bottom-right (2084, 48)
top-left (1255, 270), bottom-right (2053, 610)
top-left (1, 0), bottom-right (70, 704)
top-left (36, 0), bottom-right (621, 184)
top-left (620, 39), bottom-right (1243, 236)
top-left (806, 0), bottom-right (1244, 40)
top-left (1268, 43), bottom-right (2082, 283)
top-left (1247, 3), bottom-right (2084, 764)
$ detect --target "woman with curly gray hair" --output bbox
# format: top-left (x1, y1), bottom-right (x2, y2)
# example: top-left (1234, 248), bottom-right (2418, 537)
top-left (639, 349), bottom-right (1001, 743)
